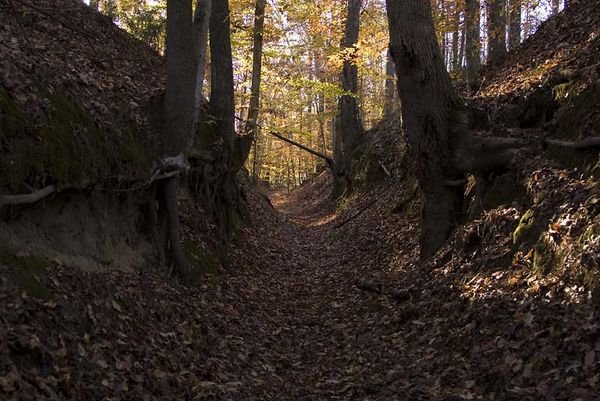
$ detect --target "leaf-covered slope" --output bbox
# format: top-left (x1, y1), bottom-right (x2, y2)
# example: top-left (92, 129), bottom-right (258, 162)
top-left (0, 0), bottom-right (165, 190)
top-left (477, 0), bottom-right (600, 101)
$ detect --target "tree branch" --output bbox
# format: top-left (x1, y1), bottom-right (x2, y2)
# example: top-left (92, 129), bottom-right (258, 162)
top-left (269, 131), bottom-right (334, 168)
top-left (0, 185), bottom-right (56, 208)
top-left (545, 137), bottom-right (600, 149)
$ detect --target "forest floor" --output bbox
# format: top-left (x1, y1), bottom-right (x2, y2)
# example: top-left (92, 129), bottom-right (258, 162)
top-left (2, 172), bottom-right (598, 400)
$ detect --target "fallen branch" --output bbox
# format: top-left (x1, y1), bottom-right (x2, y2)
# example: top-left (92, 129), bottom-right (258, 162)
top-left (545, 137), bottom-right (600, 150)
top-left (0, 185), bottom-right (56, 208)
top-left (269, 131), bottom-right (334, 168)
top-left (355, 279), bottom-right (384, 294)
top-left (334, 199), bottom-right (377, 229)
top-left (378, 160), bottom-right (391, 177)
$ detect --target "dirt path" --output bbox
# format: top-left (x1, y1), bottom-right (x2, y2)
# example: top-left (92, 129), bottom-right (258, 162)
top-left (198, 189), bottom-right (415, 400)
top-left (197, 185), bottom-right (599, 401)
top-left (2, 183), bottom-right (597, 401)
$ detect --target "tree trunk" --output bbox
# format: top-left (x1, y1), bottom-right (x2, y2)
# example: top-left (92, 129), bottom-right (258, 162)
top-left (336, 0), bottom-right (363, 193)
top-left (245, 0), bottom-right (266, 137)
top-left (165, 0), bottom-right (195, 156)
top-left (202, 0), bottom-right (245, 247)
top-left (508, 0), bottom-right (521, 51)
top-left (465, 0), bottom-right (481, 92)
top-left (386, 0), bottom-right (468, 258)
top-left (551, 0), bottom-right (560, 14)
top-left (193, 0), bottom-right (211, 117)
top-left (210, 0), bottom-right (235, 153)
top-left (458, 21), bottom-right (466, 71)
top-left (384, 50), bottom-right (397, 117)
top-left (487, 0), bottom-right (507, 62)
top-left (89, 0), bottom-right (99, 10)
top-left (451, 12), bottom-right (459, 72)
top-left (160, 0), bottom-right (196, 279)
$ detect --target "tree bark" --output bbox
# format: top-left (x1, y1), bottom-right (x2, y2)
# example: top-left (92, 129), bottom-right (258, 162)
top-left (159, 0), bottom-right (196, 279)
top-left (193, 0), bottom-right (211, 117)
top-left (465, 0), bottom-right (481, 92)
top-left (245, 0), bottom-right (266, 138)
top-left (508, 0), bottom-right (521, 51)
top-left (384, 50), bottom-right (397, 117)
top-left (210, 0), bottom-right (235, 153)
top-left (336, 0), bottom-right (363, 192)
top-left (386, 0), bottom-right (468, 258)
top-left (165, 0), bottom-right (195, 157)
top-left (451, 3), bottom-right (460, 72)
top-left (487, 0), bottom-right (507, 62)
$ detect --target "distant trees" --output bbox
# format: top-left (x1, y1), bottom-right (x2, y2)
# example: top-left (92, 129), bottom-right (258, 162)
top-left (88, 0), bottom-right (562, 192)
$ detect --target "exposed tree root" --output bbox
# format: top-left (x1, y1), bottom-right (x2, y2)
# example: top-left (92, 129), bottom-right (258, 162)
top-left (0, 185), bottom-right (56, 208)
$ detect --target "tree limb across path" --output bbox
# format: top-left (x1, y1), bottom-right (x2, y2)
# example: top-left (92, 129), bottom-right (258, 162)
top-left (269, 131), bottom-right (334, 169)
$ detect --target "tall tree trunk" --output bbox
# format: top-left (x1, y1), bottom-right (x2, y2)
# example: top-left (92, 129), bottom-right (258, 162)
top-left (193, 0), bottom-right (211, 116)
top-left (551, 0), bottom-right (560, 14)
top-left (160, 0), bottom-right (197, 280)
top-left (508, 0), bottom-right (521, 51)
top-left (386, 0), bottom-right (468, 258)
top-left (245, 0), bottom-right (266, 137)
top-left (206, 0), bottom-right (244, 246)
top-left (384, 49), bottom-right (397, 117)
top-left (465, 0), bottom-right (481, 92)
top-left (487, 0), bottom-right (507, 62)
top-left (458, 21), bottom-right (466, 71)
top-left (210, 0), bottom-right (235, 153)
top-left (165, 0), bottom-right (196, 156)
top-left (335, 0), bottom-right (363, 194)
top-left (451, 5), bottom-right (460, 72)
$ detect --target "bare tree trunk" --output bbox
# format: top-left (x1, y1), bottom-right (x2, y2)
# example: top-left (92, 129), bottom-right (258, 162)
top-left (384, 50), bottom-right (397, 117)
top-left (508, 0), bottom-right (521, 51)
top-left (161, 0), bottom-right (196, 280)
top-left (336, 0), bottom-right (363, 193)
top-left (451, 7), bottom-right (460, 72)
top-left (193, 0), bottom-right (211, 116)
top-left (245, 0), bottom-right (266, 137)
top-left (210, 0), bottom-right (235, 153)
top-left (165, 0), bottom-right (195, 156)
top-left (487, 0), bottom-right (507, 62)
top-left (465, 0), bottom-right (481, 92)
top-left (458, 21), bottom-right (466, 71)
top-left (386, 0), bottom-right (468, 258)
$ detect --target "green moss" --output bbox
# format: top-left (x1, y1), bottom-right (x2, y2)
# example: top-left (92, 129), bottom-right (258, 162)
top-left (532, 241), bottom-right (555, 276)
top-left (513, 209), bottom-right (537, 249)
top-left (556, 81), bottom-right (600, 140)
top-left (552, 82), bottom-right (576, 104)
top-left (0, 87), bottom-right (151, 190)
top-left (185, 240), bottom-right (220, 275)
top-left (0, 245), bottom-right (49, 298)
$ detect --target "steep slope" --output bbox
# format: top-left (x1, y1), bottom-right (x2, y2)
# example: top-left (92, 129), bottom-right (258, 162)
top-left (0, 0), bottom-right (175, 269)
top-left (472, 0), bottom-right (600, 138)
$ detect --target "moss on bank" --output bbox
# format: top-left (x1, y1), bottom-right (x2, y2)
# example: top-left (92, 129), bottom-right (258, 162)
top-left (0, 245), bottom-right (49, 298)
top-left (0, 87), bottom-right (151, 191)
